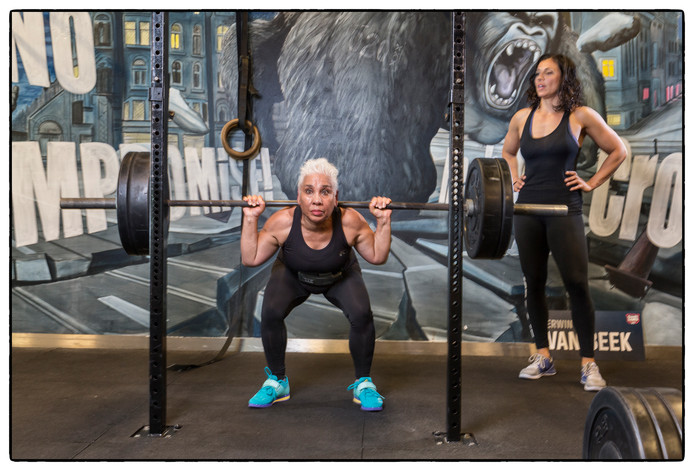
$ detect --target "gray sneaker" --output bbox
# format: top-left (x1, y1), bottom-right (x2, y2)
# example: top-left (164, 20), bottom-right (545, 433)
top-left (519, 353), bottom-right (557, 380)
top-left (581, 362), bottom-right (606, 391)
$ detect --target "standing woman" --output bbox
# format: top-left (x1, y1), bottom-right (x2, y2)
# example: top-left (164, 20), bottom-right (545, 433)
top-left (502, 53), bottom-right (626, 391)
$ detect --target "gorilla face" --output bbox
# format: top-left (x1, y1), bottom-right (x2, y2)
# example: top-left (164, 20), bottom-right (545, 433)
top-left (473, 12), bottom-right (559, 113)
top-left (244, 12), bottom-right (449, 203)
top-left (486, 32), bottom-right (541, 109)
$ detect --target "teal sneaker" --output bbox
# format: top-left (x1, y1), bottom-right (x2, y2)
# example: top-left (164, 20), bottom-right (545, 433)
top-left (347, 377), bottom-right (384, 411)
top-left (248, 367), bottom-right (290, 408)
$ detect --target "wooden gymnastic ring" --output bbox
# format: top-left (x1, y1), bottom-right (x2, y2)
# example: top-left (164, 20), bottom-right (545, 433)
top-left (220, 119), bottom-right (262, 160)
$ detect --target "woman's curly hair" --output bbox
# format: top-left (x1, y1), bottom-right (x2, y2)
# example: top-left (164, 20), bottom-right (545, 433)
top-left (526, 53), bottom-right (584, 113)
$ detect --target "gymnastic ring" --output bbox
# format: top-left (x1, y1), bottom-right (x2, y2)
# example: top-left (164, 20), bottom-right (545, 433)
top-left (221, 119), bottom-right (262, 160)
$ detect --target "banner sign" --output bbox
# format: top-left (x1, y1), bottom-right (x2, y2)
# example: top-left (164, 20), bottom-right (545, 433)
top-left (547, 310), bottom-right (645, 361)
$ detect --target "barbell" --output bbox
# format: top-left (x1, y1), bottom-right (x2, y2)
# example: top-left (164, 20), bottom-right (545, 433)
top-left (60, 152), bottom-right (568, 258)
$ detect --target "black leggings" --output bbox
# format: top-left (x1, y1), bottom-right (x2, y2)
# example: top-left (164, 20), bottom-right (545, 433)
top-left (260, 258), bottom-right (375, 378)
top-left (514, 214), bottom-right (595, 358)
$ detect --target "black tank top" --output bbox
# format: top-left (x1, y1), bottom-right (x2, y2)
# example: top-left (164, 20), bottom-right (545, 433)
top-left (280, 206), bottom-right (354, 274)
top-left (517, 107), bottom-right (583, 215)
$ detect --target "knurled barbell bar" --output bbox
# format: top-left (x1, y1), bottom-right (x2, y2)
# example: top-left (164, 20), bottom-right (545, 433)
top-left (60, 152), bottom-right (568, 258)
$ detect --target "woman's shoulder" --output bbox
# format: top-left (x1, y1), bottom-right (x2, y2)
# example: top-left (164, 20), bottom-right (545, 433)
top-left (570, 106), bottom-right (608, 131)
top-left (514, 107), bottom-right (533, 119)
top-left (264, 206), bottom-right (295, 230)
top-left (340, 207), bottom-right (366, 226)
top-left (571, 105), bottom-right (601, 121)
top-left (510, 107), bottom-right (533, 127)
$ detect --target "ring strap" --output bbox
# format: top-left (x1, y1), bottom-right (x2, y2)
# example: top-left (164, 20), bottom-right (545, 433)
top-left (262, 378), bottom-right (283, 392)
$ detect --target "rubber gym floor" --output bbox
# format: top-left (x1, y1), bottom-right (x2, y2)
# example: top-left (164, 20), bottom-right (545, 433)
top-left (9, 339), bottom-right (683, 461)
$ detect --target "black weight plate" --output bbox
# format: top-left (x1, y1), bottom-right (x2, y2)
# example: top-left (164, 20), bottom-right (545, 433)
top-left (463, 159), bottom-right (484, 258)
top-left (463, 158), bottom-right (514, 259)
top-left (583, 387), bottom-right (683, 459)
top-left (496, 158), bottom-right (514, 256)
top-left (117, 152), bottom-right (151, 256)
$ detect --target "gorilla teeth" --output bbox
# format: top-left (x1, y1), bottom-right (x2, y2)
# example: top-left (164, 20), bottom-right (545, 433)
top-left (504, 40), bottom-right (538, 58)
top-left (487, 38), bottom-right (542, 109)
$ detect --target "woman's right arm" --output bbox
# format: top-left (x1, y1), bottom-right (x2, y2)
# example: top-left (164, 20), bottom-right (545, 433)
top-left (240, 196), bottom-right (288, 267)
top-left (502, 109), bottom-right (528, 191)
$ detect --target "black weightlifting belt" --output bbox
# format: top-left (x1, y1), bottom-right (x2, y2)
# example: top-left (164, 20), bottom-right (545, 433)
top-left (297, 270), bottom-right (344, 287)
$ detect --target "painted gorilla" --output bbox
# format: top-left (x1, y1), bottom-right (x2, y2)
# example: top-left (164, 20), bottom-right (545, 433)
top-left (466, 11), bottom-right (618, 169)
top-left (220, 12), bottom-right (638, 201)
top-left (220, 12), bottom-right (449, 202)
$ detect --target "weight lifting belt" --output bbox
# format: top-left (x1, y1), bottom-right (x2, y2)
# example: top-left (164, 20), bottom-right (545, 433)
top-left (297, 270), bottom-right (344, 286)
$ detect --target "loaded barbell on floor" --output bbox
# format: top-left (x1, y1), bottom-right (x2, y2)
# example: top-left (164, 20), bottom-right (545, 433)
top-left (60, 151), bottom-right (568, 258)
top-left (583, 386), bottom-right (683, 459)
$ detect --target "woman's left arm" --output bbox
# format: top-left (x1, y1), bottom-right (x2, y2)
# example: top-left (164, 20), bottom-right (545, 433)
top-left (349, 197), bottom-right (392, 265)
top-left (565, 106), bottom-right (627, 192)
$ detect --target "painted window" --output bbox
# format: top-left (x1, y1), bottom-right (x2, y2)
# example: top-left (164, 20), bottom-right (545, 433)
top-left (172, 61), bottom-right (182, 85)
top-left (601, 59), bottom-right (615, 78)
top-left (193, 25), bottom-right (202, 55)
top-left (171, 23), bottom-right (182, 50)
top-left (216, 25), bottom-right (229, 51)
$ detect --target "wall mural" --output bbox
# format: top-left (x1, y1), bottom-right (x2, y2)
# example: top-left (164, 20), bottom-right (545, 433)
top-left (10, 11), bottom-right (682, 349)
